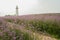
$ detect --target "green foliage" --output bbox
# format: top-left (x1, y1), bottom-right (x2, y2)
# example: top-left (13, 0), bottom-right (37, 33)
top-left (12, 29), bottom-right (34, 40)
top-left (15, 19), bottom-right (23, 24)
top-left (23, 32), bottom-right (33, 40)
top-left (3, 18), bottom-right (60, 39)
top-left (0, 21), bottom-right (2, 26)
top-left (5, 19), bottom-right (14, 23)
top-left (28, 20), bottom-right (60, 39)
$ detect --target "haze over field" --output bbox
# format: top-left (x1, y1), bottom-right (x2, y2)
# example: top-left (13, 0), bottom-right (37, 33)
top-left (0, 0), bottom-right (60, 16)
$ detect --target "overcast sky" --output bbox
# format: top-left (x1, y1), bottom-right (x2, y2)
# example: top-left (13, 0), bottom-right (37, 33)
top-left (0, 0), bottom-right (60, 16)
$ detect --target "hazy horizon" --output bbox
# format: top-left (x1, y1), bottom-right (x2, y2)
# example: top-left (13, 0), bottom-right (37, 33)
top-left (0, 0), bottom-right (60, 16)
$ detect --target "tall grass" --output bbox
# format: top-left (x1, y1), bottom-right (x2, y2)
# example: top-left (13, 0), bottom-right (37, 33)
top-left (0, 26), bottom-right (33, 40)
top-left (27, 20), bottom-right (60, 39)
top-left (4, 18), bottom-right (60, 39)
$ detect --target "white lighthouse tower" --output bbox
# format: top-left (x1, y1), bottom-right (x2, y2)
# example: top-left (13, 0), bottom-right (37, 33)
top-left (16, 5), bottom-right (19, 16)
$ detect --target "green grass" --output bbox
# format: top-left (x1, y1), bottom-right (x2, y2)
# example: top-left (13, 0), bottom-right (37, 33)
top-left (4, 18), bottom-right (60, 40)
top-left (26, 20), bottom-right (60, 39)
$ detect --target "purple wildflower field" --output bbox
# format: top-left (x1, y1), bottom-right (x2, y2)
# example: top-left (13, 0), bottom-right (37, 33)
top-left (0, 13), bottom-right (60, 40)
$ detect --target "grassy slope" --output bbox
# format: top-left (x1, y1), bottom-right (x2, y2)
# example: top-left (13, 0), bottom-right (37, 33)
top-left (6, 22), bottom-right (57, 40)
top-left (0, 13), bottom-right (60, 40)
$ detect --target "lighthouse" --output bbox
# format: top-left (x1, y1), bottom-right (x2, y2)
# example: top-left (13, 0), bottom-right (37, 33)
top-left (16, 5), bottom-right (19, 16)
